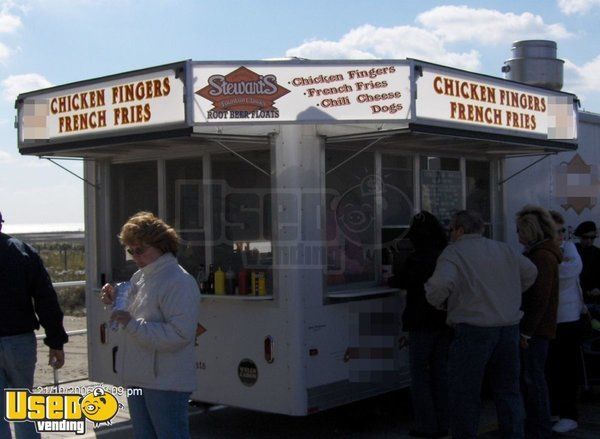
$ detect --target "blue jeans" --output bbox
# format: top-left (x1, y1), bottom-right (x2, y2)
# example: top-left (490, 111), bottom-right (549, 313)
top-left (521, 336), bottom-right (552, 439)
top-left (448, 324), bottom-right (524, 439)
top-left (0, 332), bottom-right (40, 439)
top-left (409, 329), bottom-right (452, 434)
top-left (127, 388), bottom-right (191, 439)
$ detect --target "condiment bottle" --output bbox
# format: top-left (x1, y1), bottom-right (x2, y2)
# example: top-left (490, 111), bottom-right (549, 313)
top-left (214, 267), bottom-right (225, 295)
top-left (238, 269), bottom-right (248, 295)
top-left (257, 272), bottom-right (267, 296)
top-left (226, 267), bottom-right (236, 295)
top-left (251, 271), bottom-right (257, 296)
top-left (196, 264), bottom-right (206, 294)
top-left (207, 264), bottom-right (215, 294)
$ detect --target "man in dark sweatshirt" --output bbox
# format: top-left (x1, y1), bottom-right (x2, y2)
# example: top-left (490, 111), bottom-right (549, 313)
top-left (0, 211), bottom-right (68, 438)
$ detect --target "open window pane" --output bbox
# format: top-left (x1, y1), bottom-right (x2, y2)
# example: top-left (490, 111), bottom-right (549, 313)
top-left (211, 150), bottom-right (272, 294)
top-left (166, 158), bottom-right (205, 278)
top-left (326, 149), bottom-right (375, 286)
top-left (420, 156), bottom-right (461, 227)
top-left (466, 160), bottom-right (491, 222)
top-left (110, 161), bottom-right (158, 281)
top-left (382, 154), bottom-right (414, 227)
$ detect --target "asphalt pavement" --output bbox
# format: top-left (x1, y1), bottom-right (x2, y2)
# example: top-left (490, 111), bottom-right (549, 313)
top-left (12, 379), bottom-right (600, 438)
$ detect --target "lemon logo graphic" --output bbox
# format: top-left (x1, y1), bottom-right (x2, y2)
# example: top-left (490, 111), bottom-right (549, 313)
top-left (80, 388), bottom-right (121, 426)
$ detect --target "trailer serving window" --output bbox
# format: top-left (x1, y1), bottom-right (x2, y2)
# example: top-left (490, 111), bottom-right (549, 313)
top-left (106, 142), bottom-right (273, 294)
top-left (323, 141), bottom-right (497, 297)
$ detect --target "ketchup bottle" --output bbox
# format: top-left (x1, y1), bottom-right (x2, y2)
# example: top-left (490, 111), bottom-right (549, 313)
top-left (238, 269), bottom-right (248, 295)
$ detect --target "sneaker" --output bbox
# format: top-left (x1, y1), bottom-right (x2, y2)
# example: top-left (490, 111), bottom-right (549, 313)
top-left (552, 418), bottom-right (578, 433)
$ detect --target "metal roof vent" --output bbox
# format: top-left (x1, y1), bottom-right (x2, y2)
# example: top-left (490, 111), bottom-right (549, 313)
top-left (501, 40), bottom-right (564, 90)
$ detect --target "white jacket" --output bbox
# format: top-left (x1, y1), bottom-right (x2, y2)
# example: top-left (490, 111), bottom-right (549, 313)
top-left (557, 240), bottom-right (584, 323)
top-left (425, 234), bottom-right (538, 327)
top-left (118, 253), bottom-right (201, 392)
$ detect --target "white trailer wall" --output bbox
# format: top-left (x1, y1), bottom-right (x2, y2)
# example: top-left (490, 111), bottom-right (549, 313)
top-left (503, 111), bottom-right (600, 250)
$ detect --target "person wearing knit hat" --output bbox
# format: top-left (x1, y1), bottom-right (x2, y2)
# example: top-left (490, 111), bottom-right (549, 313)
top-left (574, 221), bottom-right (600, 304)
top-left (574, 221), bottom-right (597, 239)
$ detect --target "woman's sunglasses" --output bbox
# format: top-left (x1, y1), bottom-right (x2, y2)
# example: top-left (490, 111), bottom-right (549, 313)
top-left (126, 246), bottom-right (149, 256)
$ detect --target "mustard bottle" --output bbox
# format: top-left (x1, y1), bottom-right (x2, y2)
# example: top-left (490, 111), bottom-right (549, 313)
top-left (214, 267), bottom-right (225, 295)
top-left (257, 272), bottom-right (267, 296)
top-left (251, 271), bottom-right (257, 296)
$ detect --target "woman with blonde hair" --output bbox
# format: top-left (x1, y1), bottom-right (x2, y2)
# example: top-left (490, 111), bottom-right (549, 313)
top-left (516, 205), bottom-right (562, 439)
top-left (101, 211), bottom-right (200, 439)
top-left (545, 210), bottom-right (584, 433)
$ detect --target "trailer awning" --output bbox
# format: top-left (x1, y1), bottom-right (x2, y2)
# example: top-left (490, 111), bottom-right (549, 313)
top-left (19, 129), bottom-right (272, 159)
top-left (324, 123), bottom-right (577, 157)
top-left (24, 120), bottom-right (577, 159)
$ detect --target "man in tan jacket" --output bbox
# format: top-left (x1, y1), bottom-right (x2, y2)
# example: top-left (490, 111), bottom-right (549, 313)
top-left (426, 210), bottom-right (537, 439)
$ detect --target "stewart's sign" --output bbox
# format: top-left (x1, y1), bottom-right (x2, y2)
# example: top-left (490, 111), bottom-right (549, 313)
top-left (196, 66), bottom-right (290, 120)
top-left (193, 63), bottom-right (411, 123)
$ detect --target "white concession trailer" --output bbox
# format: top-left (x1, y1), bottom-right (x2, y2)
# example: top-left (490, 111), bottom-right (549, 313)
top-left (16, 54), bottom-right (580, 415)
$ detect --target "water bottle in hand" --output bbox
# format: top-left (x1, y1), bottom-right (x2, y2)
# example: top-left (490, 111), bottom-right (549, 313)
top-left (111, 281), bottom-right (131, 331)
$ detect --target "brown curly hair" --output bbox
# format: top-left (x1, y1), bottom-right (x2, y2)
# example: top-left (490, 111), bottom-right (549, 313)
top-left (119, 211), bottom-right (180, 255)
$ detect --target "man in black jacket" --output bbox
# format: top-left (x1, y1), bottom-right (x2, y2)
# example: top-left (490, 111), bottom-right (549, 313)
top-left (574, 221), bottom-right (600, 304)
top-left (0, 211), bottom-right (68, 438)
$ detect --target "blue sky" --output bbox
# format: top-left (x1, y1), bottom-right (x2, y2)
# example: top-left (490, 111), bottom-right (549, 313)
top-left (1, 0), bottom-right (599, 228)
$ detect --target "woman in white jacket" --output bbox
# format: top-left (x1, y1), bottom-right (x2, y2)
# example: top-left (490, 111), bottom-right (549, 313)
top-left (101, 211), bottom-right (200, 439)
top-left (546, 211), bottom-right (584, 434)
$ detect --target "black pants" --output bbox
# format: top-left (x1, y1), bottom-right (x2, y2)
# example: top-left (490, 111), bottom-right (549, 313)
top-left (546, 320), bottom-right (582, 420)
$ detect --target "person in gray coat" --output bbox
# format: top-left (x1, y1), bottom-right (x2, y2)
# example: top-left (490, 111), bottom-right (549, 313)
top-left (101, 211), bottom-right (200, 439)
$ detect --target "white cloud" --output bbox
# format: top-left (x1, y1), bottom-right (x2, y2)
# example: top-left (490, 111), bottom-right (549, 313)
top-left (286, 24), bottom-right (482, 71)
top-left (286, 6), bottom-right (575, 71)
top-left (0, 150), bottom-right (14, 163)
top-left (1, 73), bottom-right (52, 102)
top-left (557, 0), bottom-right (600, 15)
top-left (0, 10), bottom-right (22, 33)
top-left (417, 6), bottom-right (572, 44)
top-left (0, 41), bottom-right (9, 62)
top-left (564, 56), bottom-right (600, 93)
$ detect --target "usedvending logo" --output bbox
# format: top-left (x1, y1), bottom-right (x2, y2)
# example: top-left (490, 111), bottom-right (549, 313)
top-left (4, 386), bottom-right (124, 435)
top-left (196, 66), bottom-right (290, 120)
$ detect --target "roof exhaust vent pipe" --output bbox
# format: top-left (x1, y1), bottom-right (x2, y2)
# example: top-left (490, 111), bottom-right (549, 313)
top-left (502, 40), bottom-right (564, 91)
